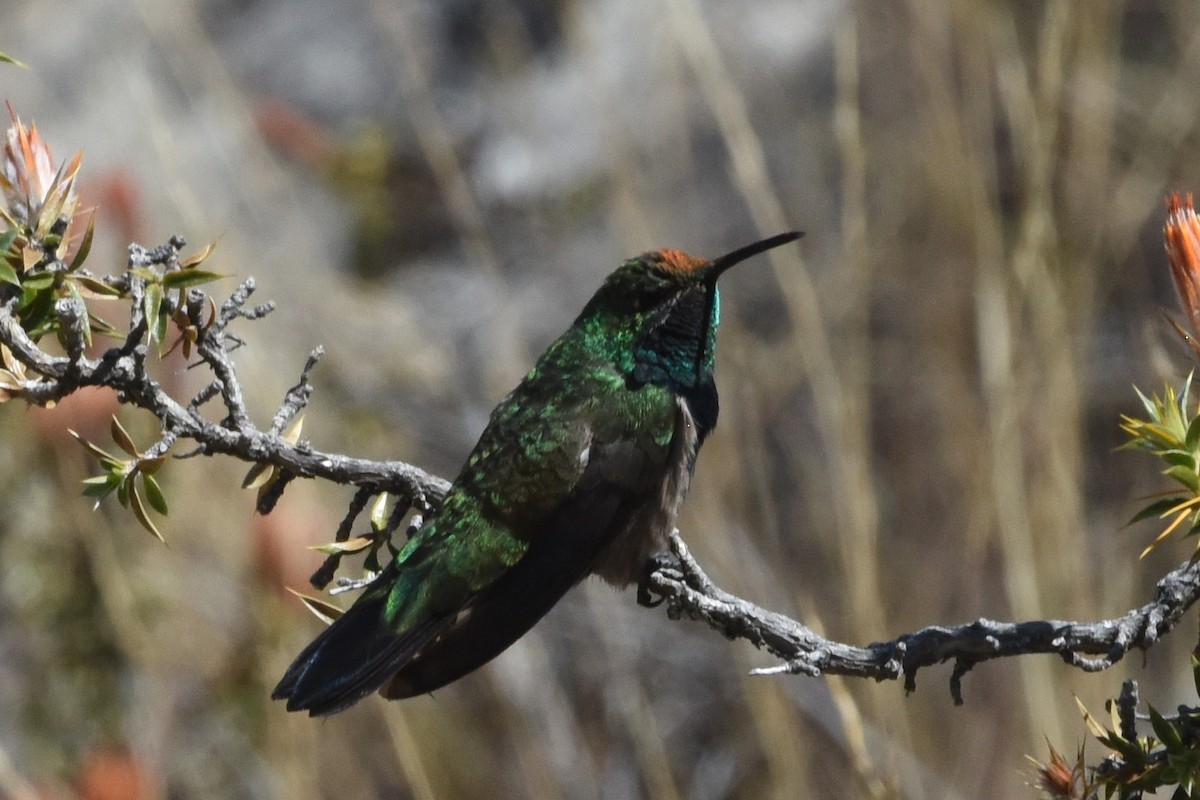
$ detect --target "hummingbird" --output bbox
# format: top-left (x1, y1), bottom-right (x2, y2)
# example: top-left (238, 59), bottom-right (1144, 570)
top-left (273, 230), bottom-right (802, 716)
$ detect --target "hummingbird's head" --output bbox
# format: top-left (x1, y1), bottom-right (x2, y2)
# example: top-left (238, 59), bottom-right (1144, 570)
top-left (579, 231), bottom-right (801, 397)
top-left (588, 230), bottom-right (802, 316)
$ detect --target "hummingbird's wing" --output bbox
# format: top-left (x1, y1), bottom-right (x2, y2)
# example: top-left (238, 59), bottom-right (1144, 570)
top-left (271, 496), bottom-right (558, 715)
top-left (271, 571), bottom-right (457, 714)
top-left (272, 510), bottom-right (544, 715)
top-left (381, 437), bottom-right (660, 698)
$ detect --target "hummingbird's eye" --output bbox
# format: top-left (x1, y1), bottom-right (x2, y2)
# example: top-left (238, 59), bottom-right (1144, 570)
top-left (603, 255), bottom-right (686, 311)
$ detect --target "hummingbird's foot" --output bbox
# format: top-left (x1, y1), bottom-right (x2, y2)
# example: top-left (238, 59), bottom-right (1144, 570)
top-left (637, 552), bottom-right (684, 608)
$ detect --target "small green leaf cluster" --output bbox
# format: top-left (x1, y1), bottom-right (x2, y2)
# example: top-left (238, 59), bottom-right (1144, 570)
top-left (0, 203), bottom-right (118, 345)
top-left (1120, 375), bottom-right (1200, 560)
top-left (132, 241), bottom-right (224, 353)
top-left (1068, 659), bottom-right (1200, 799)
top-left (1, 109), bottom-right (231, 541)
top-left (1, 199), bottom-right (223, 354)
top-left (29, 238), bottom-right (224, 541)
top-left (71, 417), bottom-right (169, 541)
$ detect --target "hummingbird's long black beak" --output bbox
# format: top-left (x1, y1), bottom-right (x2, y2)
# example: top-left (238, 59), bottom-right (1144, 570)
top-left (705, 230), bottom-right (803, 282)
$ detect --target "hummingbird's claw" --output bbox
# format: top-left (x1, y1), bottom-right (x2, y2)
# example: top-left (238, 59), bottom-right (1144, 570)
top-left (637, 552), bottom-right (683, 608)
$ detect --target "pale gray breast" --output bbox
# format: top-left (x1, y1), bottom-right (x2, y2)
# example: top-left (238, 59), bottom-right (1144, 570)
top-left (590, 397), bottom-right (700, 587)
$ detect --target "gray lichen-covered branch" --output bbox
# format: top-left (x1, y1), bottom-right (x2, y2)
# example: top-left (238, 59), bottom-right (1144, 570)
top-left (648, 532), bottom-right (1200, 703)
top-left (0, 237), bottom-right (450, 505)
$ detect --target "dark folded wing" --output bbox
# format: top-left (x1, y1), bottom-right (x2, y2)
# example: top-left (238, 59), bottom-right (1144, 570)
top-left (382, 468), bottom-right (637, 698)
top-left (271, 566), bottom-right (462, 716)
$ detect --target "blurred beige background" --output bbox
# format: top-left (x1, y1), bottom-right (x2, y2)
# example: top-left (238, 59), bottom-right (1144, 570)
top-left (2, 1), bottom-right (1200, 798)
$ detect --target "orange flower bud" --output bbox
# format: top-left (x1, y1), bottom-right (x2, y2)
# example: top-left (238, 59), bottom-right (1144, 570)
top-left (1031, 742), bottom-right (1085, 799)
top-left (0, 102), bottom-right (81, 239)
top-left (1164, 192), bottom-right (1200, 358)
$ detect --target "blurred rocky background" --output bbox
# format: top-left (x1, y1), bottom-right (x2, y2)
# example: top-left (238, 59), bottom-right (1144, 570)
top-left (3, 1), bottom-right (1200, 798)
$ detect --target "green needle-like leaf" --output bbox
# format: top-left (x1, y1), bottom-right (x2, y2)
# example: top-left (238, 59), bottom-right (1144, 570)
top-left (1149, 705), bottom-right (1184, 753)
top-left (1127, 497), bottom-right (1191, 526)
top-left (1163, 450), bottom-right (1198, 468)
top-left (241, 461), bottom-right (274, 490)
top-left (81, 474), bottom-right (119, 500)
top-left (68, 215), bottom-right (96, 271)
top-left (310, 536), bottom-right (375, 555)
top-left (1186, 414), bottom-right (1200, 452)
top-left (161, 269), bottom-right (225, 289)
top-left (1166, 464), bottom-right (1200, 494)
top-left (178, 241), bottom-right (217, 269)
top-left (110, 416), bottom-right (140, 458)
top-left (0, 260), bottom-right (18, 287)
top-left (1134, 385), bottom-right (1156, 417)
top-left (141, 473), bottom-right (168, 516)
top-left (73, 276), bottom-right (122, 297)
top-left (87, 313), bottom-right (123, 340)
top-left (1192, 655), bottom-right (1200, 701)
top-left (369, 492), bottom-right (390, 532)
top-left (21, 270), bottom-right (54, 291)
top-left (68, 429), bottom-right (121, 465)
top-left (129, 486), bottom-right (164, 542)
top-left (143, 282), bottom-right (164, 344)
top-left (285, 588), bottom-right (344, 625)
